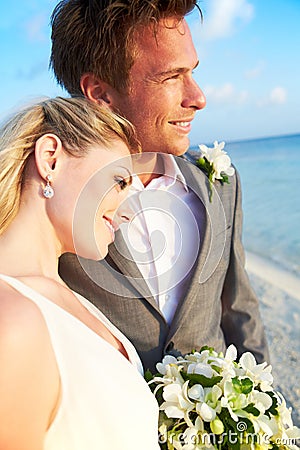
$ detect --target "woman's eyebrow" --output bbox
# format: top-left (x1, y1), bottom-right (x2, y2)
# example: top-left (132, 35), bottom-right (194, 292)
top-left (118, 166), bottom-right (133, 184)
top-left (118, 166), bottom-right (132, 175)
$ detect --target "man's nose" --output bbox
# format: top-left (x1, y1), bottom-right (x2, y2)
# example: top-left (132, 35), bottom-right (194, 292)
top-left (182, 78), bottom-right (206, 111)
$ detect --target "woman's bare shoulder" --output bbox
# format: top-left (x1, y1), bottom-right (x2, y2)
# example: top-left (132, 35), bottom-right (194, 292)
top-left (0, 277), bottom-right (59, 391)
top-left (0, 279), bottom-right (60, 449)
top-left (0, 278), bottom-right (47, 336)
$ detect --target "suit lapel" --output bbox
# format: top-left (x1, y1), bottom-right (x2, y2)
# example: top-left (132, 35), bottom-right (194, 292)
top-left (108, 230), bottom-right (161, 314)
top-left (168, 157), bottom-right (228, 334)
top-left (176, 156), bottom-right (227, 281)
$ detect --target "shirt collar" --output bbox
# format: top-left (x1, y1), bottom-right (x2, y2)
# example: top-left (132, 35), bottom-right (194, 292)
top-left (131, 154), bottom-right (188, 192)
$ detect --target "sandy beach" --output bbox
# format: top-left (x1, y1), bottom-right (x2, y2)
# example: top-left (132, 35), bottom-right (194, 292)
top-left (246, 252), bottom-right (300, 428)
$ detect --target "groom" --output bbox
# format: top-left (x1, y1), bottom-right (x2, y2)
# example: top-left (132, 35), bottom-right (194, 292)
top-left (51, 0), bottom-right (269, 372)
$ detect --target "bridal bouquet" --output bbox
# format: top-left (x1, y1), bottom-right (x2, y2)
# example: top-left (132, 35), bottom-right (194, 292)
top-left (145, 345), bottom-right (300, 450)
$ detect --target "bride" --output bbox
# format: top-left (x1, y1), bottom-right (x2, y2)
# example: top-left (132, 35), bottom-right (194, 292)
top-left (0, 97), bottom-right (159, 450)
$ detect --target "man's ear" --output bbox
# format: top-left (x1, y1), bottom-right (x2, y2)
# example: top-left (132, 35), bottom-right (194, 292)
top-left (34, 133), bottom-right (63, 180)
top-left (80, 73), bottom-right (114, 108)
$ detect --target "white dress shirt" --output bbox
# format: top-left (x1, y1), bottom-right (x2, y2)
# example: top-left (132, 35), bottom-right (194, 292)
top-left (119, 155), bottom-right (203, 324)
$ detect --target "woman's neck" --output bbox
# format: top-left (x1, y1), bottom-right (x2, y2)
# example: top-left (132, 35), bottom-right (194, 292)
top-left (0, 198), bottom-right (61, 281)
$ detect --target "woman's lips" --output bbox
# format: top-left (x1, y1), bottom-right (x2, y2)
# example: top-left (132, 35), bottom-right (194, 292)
top-left (103, 216), bottom-right (116, 240)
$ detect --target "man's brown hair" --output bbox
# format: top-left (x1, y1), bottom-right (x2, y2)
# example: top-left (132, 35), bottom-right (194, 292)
top-left (50, 0), bottom-right (201, 96)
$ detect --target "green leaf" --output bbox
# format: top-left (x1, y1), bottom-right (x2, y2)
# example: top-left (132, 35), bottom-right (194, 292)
top-left (269, 443), bottom-right (280, 450)
top-left (221, 174), bottom-right (229, 184)
top-left (159, 443), bottom-right (168, 450)
top-left (196, 157), bottom-right (215, 202)
top-left (199, 345), bottom-right (215, 353)
top-left (218, 412), bottom-right (256, 450)
top-left (244, 403), bottom-right (260, 417)
top-left (196, 157), bottom-right (208, 174)
top-left (144, 369), bottom-right (154, 383)
top-left (265, 391), bottom-right (279, 417)
top-left (181, 371), bottom-right (222, 387)
top-left (228, 439), bottom-right (241, 450)
top-left (196, 157), bottom-right (212, 176)
top-left (232, 377), bottom-right (253, 395)
top-left (210, 364), bottom-right (222, 374)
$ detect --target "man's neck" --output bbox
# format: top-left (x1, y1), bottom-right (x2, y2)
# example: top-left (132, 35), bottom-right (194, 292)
top-left (133, 152), bottom-right (165, 187)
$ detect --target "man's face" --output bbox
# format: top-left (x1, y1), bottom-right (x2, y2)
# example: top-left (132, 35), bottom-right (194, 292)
top-left (111, 18), bottom-right (206, 156)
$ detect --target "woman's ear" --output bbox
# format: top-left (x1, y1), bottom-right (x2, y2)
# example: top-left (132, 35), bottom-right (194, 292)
top-left (34, 133), bottom-right (63, 180)
top-left (80, 73), bottom-right (114, 108)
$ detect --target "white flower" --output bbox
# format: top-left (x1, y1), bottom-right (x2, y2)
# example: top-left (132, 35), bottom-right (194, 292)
top-left (188, 385), bottom-right (216, 422)
top-left (188, 384), bottom-right (205, 402)
top-left (197, 402), bottom-right (216, 422)
top-left (198, 141), bottom-right (235, 182)
top-left (170, 423), bottom-right (212, 450)
top-left (152, 360), bottom-right (185, 392)
top-left (196, 141), bottom-right (235, 201)
top-left (250, 390), bottom-right (273, 415)
top-left (161, 381), bottom-right (195, 427)
top-left (236, 391), bottom-right (274, 434)
top-left (276, 392), bottom-right (296, 430)
top-left (239, 352), bottom-right (273, 390)
top-left (187, 362), bottom-right (215, 378)
top-left (221, 380), bottom-right (249, 421)
top-left (284, 426), bottom-right (300, 450)
top-left (254, 414), bottom-right (277, 436)
top-left (211, 345), bottom-right (239, 381)
top-left (196, 386), bottom-right (223, 422)
top-left (188, 384), bottom-right (222, 423)
top-left (148, 346), bottom-right (299, 450)
top-left (156, 355), bottom-right (180, 374)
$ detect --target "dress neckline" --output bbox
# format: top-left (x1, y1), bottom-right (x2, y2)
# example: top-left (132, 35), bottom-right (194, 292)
top-left (0, 273), bottom-right (136, 366)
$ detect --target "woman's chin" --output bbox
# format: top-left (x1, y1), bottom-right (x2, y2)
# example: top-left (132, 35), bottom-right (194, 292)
top-left (87, 246), bottom-right (109, 261)
top-left (69, 243), bottom-right (110, 262)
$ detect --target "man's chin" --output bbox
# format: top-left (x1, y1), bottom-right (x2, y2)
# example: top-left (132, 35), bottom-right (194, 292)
top-left (173, 136), bottom-right (191, 156)
top-left (169, 144), bottom-right (190, 157)
top-left (142, 137), bottom-right (190, 156)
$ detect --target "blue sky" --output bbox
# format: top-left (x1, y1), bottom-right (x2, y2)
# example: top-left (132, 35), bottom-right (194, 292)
top-left (0, 0), bottom-right (299, 145)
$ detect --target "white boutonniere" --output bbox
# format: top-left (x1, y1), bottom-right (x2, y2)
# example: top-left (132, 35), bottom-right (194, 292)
top-left (196, 141), bottom-right (235, 202)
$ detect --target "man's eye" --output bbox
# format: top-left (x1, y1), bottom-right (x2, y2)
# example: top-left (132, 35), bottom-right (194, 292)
top-left (165, 74), bottom-right (180, 81)
top-left (114, 176), bottom-right (128, 190)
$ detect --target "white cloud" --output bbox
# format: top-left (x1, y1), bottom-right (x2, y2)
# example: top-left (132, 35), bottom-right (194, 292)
top-left (270, 87), bottom-right (287, 104)
top-left (201, 0), bottom-right (254, 40)
top-left (238, 90), bottom-right (249, 104)
top-left (204, 83), bottom-right (249, 104)
top-left (24, 13), bottom-right (47, 42)
top-left (257, 86), bottom-right (287, 107)
top-left (245, 61), bottom-right (265, 79)
top-left (16, 61), bottom-right (47, 81)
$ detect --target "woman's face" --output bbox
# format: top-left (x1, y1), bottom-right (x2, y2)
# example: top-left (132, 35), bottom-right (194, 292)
top-left (48, 139), bottom-right (132, 260)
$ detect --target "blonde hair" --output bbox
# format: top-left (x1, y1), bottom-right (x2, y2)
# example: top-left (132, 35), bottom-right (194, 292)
top-left (0, 96), bottom-right (140, 235)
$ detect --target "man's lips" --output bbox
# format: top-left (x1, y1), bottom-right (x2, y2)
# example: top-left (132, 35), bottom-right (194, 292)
top-left (169, 119), bottom-right (193, 131)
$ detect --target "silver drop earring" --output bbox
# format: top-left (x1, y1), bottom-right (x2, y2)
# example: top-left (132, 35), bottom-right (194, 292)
top-left (43, 174), bottom-right (54, 199)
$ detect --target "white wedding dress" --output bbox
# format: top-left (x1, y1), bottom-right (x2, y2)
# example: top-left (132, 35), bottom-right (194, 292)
top-left (0, 274), bottom-right (159, 450)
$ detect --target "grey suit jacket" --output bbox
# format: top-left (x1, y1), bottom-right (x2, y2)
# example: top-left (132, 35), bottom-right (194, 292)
top-left (59, 155), bottom-right (269, 373)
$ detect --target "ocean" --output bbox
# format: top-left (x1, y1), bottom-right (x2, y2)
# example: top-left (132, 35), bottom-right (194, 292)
top-left (190, 134), bottom-right (300, 279)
